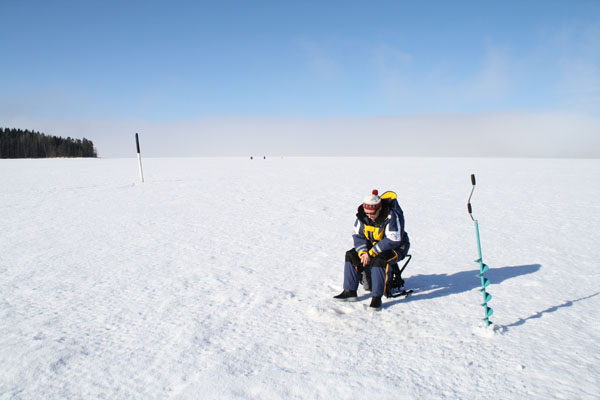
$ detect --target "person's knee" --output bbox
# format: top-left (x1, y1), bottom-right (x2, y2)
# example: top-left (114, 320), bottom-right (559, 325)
top-left (371, 250), bottom-right (398, 267)
top-left (371, 257), bottom-right (392, 268)
top-left (345, 249), bottom-right (360, 264)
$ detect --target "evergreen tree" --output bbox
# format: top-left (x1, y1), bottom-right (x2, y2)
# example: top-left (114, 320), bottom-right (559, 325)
top-left (0, 128), bottom-right (98, 158)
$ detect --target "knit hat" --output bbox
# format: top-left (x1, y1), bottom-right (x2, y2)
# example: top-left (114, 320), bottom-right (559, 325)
top-left (363, 189), bottom-right (382, 211)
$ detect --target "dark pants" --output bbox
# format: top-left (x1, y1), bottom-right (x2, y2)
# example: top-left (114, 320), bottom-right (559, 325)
top-left (342, 249), bottom-right (399, 297)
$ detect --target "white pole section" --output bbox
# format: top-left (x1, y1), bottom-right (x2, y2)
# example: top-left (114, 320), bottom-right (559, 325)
top-left (135, 133), bottom-right (144, 183)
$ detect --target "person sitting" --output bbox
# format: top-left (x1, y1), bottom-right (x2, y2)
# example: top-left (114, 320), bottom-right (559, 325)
top-left (334, 190), bottom-right (410, 310)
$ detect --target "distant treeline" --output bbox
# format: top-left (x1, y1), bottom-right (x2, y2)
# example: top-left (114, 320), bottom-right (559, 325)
top-left (0, 128), bottom-right (97, 158)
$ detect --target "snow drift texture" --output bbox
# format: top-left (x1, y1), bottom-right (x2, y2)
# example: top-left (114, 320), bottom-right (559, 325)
top-left (1, 157), bottom-right (599, 399)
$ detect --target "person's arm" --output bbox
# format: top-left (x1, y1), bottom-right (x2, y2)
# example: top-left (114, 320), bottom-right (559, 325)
top-left (353, 218), bottom-right (373, 266)
top-left (368, 211), bottom-right (403, 257)
top-left (352, 218), bottom-right (369, 257)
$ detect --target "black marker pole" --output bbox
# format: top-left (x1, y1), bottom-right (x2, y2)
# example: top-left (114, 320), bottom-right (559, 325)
top-left (135, 133), bottom-right (144, 183)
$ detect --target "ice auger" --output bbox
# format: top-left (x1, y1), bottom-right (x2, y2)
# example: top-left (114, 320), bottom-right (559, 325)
top-left (467, 174), bottom-right (493, 326)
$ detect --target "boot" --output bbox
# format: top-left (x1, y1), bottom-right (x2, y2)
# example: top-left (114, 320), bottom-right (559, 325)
top-left (369, 296), bottom-right (382, 310)
top-left (333, 290), bottom-right (357, 302)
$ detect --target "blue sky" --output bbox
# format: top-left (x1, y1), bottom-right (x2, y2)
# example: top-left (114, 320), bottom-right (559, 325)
top-left (1, 1), bottom-right (599, 157)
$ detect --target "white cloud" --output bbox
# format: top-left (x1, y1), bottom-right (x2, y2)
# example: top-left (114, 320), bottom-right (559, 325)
top-left (542, 21), bottom-right (600, 112)
top-left (465, 44), bottom-right (511, 102)
top-left (373, 44), bottom-right (414, 104)
top-left (296, 38), bottom-right (342, 78)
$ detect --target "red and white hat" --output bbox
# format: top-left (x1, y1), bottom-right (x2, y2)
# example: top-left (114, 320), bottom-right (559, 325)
top-left (363, 189), bottom-right (382, 211)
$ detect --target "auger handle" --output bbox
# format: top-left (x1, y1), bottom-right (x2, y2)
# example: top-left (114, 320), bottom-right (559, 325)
top-left (467, 174), bottom-right (476, 220)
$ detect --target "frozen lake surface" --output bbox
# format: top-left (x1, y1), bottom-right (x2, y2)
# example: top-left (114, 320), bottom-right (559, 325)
top-left (1, 157), bottom-right (599, 399)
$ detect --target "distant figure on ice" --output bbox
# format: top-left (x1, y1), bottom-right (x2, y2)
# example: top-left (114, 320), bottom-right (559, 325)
top-left (334, 190), bottom-right (410, 310)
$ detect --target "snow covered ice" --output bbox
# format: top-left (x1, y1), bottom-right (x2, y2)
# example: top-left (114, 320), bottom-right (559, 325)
top-left (1, 157), bottom-right (599, 399)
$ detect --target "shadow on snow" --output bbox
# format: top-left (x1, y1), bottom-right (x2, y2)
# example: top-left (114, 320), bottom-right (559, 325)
top-left (388, 264), bottom-right (541, 307)
top-left (503, 292), bottom-right (600, 331)
top-left (389, 264), bottom-right (599, 330)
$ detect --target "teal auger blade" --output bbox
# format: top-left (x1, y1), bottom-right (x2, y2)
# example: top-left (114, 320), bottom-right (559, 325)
top-left (482, 292), bottom-right (492, 303)
top-left (481, 278), bottom-right (491, 288)
top-left (483, 318), bottom-right (493, 326)
top-left (480, 264), bottom-right (489, 274)
top-left (484, 306), bottom-right (494, 317)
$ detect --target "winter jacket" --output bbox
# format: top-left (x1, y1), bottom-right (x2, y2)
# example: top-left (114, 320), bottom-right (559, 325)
top-left (352, 193), bottom-right (410, 260)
